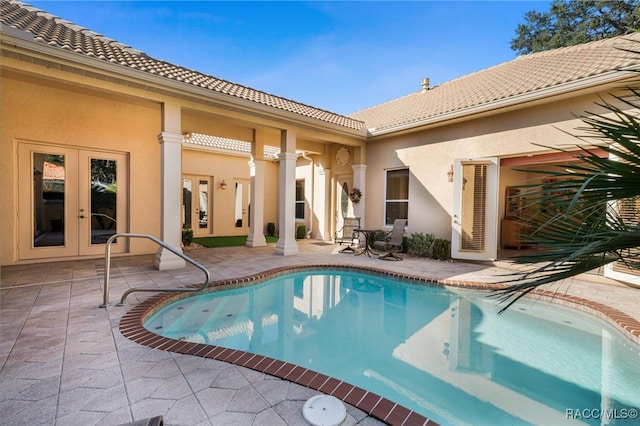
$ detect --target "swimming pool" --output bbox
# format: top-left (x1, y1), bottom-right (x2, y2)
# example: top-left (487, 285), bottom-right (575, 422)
top-left (144, 269), bottom-right (640, 425)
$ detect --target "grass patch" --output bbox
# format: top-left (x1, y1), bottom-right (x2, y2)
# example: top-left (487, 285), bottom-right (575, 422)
top-left (192, 235), bottom-right (278, 248)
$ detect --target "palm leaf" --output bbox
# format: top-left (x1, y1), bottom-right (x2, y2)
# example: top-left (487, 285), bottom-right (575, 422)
top-left (498, 79), bottom-right (640, 309)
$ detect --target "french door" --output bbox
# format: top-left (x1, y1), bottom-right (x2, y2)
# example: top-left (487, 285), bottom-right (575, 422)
top-left (18, 143), bottom-right (128, 260)
top-left (233, 179), bottom-right (250, 234)
top-left (335, 175), bottom-right (355, 234)
top-left (182, 176), bottom-right (212, 237)
top-left (451, 157), bottom-right (499, 261)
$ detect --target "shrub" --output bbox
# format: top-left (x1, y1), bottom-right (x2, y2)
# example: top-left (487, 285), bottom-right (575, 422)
top-left (371, 230), bottom-right (388, 242)
top-left (296, 224), bottom-right (306, 239)
top-left (431, 238), bottom-right (451, 260)
top-left (266, 222), bottom-right (276, 236)
top-left (181, 227), bottom-right (193, 246)
top-left (407, 232), bottom-right (435, 257)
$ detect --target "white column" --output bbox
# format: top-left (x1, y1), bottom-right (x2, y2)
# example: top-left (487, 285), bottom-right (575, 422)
top-left (314, 166), bottom-right (329, 240)
top-left (154, 131), bottom-right (186, 270)
top-left (352, 163), bottom-right (367, 225)
top-left (246, 159), bottom-right (267, 247)
top-left (275, 129), bottom-right (299, 255)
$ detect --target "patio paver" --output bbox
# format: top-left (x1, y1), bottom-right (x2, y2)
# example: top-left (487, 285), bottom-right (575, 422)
top-left (1, 240), bottom-right (639, 425)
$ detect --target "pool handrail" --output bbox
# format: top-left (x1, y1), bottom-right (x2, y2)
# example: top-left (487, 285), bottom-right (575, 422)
top-left (100, 232), bottom-right (211, 308)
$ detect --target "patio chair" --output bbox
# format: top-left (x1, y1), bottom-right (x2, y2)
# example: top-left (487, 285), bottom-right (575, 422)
top-left (334, 217), bottom-right (361, 253)
top-left (373, 219), bottom-right (407, 260)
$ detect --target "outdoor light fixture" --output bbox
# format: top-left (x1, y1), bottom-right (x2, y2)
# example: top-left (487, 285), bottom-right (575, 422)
top-left (447, 164), bottom-right (454, 182)
top-left (220, 180), bottom-right (227, 190)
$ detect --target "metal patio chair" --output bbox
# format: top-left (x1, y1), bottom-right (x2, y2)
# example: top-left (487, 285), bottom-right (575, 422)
top-left (373, 219), bottom-right (407, 260)
top-left (334, 217), bottom-right (361, 253)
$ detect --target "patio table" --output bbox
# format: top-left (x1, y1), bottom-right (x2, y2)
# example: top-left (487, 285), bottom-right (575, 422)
top-left (354, 228), bottom-right (381, 257)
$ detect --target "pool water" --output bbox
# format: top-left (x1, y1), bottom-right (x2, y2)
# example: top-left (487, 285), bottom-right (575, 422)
top-left (144, 270), bottom-right (640, 425)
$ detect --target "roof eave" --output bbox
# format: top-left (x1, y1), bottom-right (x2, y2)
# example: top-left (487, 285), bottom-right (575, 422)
top-left (1, 26), bottom-right (367, 140)
top-left (367, 70), bottom-right (638, 138)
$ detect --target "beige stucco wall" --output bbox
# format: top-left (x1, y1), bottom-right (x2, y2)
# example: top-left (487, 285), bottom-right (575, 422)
top-left (363, 89), bottom-right (624, 240)
top-left (1, 72), bottom-right (163, 265)
top-left (181, 148), bottom-right (279, 236)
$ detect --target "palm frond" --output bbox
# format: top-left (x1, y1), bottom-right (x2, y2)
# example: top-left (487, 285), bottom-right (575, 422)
top-left (498, 80), bottom-right (640, 309)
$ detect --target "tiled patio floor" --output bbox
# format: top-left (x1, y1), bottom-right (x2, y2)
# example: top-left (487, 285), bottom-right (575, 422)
top-left (1, 240), bottom-right (639, 425)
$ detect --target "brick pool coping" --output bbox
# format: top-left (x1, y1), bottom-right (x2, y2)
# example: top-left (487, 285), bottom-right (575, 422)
top-left (119, 264), bottom-right (640, 426)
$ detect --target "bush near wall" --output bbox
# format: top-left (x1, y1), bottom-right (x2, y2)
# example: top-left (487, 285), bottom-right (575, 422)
top-left (432, 238), bottom-right (451, 260)
top-left (407, 232), bottom-right (435, 257)
top-left (406, 232), bottom-right (450, 260)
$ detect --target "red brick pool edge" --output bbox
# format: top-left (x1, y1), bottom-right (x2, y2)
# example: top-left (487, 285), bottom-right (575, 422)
top-left (119, 264), bottom-right (640, 426)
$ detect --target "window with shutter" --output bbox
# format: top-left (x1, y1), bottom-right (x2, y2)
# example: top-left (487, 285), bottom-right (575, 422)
top-left (460, 164), bottom-right (487, 251)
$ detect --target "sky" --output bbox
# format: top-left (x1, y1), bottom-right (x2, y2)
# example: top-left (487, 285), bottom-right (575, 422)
top-left (28, 1), bottom-right (552, 115)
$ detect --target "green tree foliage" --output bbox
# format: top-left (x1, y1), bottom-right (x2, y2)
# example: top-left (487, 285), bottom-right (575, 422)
top-left (511, 0), bottom-right (640, 54)
top-left (497, 84), bottom-right (640, 311)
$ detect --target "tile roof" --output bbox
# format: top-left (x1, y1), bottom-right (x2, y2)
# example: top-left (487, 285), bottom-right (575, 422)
top-left (184, 132), bottom-right (280, 158)
top-left (0, 0), bottom-right (365, 131)
top-left (350, 33), bottom-right (640, 133)
top-left (4, 0), bottom-right (640, 137)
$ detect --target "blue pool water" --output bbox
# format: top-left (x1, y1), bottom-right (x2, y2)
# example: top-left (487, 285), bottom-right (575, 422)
top-left (145, 270), bottom-right (640, 425)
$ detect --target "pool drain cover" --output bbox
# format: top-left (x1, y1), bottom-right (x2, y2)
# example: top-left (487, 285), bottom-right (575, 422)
top-left (302, 395), bottom-right (346, 426)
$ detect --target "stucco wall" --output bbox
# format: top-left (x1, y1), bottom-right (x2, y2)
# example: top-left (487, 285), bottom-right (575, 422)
top-left (181, 148), bottom-right (279, 236)
top-left (1, 73), bottom-right (162, 264)
top-left (363, 90), bottom-right (622, 239)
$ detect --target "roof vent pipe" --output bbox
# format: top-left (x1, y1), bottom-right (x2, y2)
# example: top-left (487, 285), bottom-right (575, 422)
top-left (421, 77), bottom-right (430, 92)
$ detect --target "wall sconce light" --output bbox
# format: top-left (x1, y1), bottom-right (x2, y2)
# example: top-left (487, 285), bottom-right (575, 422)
top-left (447, 164), bottom-right (454, 183)
top-left (220, 180), bottom-right (227, 190)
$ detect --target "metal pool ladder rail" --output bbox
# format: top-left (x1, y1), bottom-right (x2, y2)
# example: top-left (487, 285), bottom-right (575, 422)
top-left (100, 233), bottom-right (211, 308)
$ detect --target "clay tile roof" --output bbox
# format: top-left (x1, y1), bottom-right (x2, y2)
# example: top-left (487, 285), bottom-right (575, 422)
top-left (350, 33), bottom-right (640, 132)
top-left (0, 0), bottom-right (365, 131)
top-left (184, 132), bottom-right (280, 158)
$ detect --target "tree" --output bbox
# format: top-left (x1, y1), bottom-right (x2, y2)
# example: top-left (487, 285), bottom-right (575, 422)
top-left (511, 0), bottom-right (640, 54)
top-left (496, 83), bottom-right (640, 311)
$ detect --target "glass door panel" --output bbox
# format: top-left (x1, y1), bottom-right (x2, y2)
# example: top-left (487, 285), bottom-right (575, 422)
top-left (198, 179), bottom-right (209, 230)
top-left (451, 158), bottom-right (499, 261)
top-left (183, 175), bottom-right (212, 237)
top-left (89, 158), bottom-right (118, 244)
top-left (234, 179), bottom-right (249, 233)
top-left (33, 153), bottom-right (66, 247)
top-left (335, 176), bottom-right (354, 238)
top-left (182, 178), bottom-right (193, 229)
top-left (18, 144), bottom-right (79, 259)
top-left (235, 182), bottom-right (244, 227)
top-left (78, 150), bottom-right (128, 255)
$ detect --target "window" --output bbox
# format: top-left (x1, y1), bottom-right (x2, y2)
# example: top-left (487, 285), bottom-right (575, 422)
top-left (385, 168), bottom-right (409, 225)
top-left (295, 180), bottom-right (305, 220)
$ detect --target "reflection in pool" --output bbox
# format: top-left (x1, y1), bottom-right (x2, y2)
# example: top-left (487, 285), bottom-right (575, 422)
top-left (145, 270), bottom-right (640, 425)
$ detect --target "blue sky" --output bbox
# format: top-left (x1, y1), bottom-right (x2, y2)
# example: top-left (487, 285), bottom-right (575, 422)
top-left (28, 1), bottom-right (551, 115)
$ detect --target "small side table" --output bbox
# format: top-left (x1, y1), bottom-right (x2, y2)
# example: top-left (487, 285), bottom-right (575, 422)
top-left (354, 228), bottom-right (380, 257)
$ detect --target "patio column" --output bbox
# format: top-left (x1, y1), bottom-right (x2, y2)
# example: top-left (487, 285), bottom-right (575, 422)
top-left (275, 129), bottom-right (299, 255)
top-left (314, 165), bottom-right (330, 240)
top-left (154, 131), bottom-right (186, 270)
top-left (246, 158), bottom-right (267, 247)
top-left (353, 163), bottom-right (367, 225)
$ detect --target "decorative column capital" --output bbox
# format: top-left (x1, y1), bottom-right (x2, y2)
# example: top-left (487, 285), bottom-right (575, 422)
top-left (278, 152), bottom-right (298, 162)
top-left (157, 132), bottom-right (184, 145)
